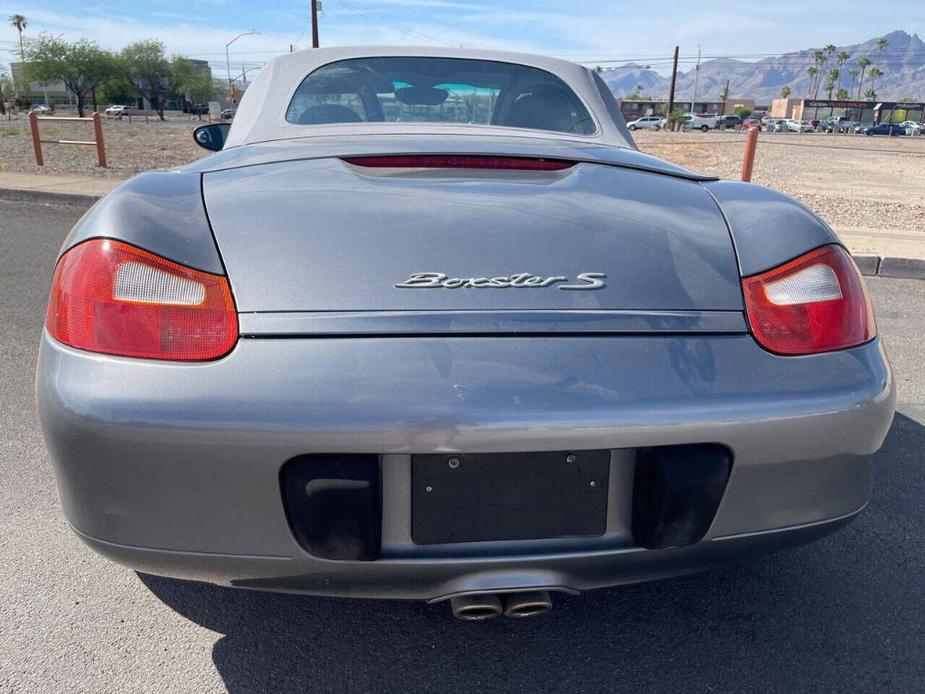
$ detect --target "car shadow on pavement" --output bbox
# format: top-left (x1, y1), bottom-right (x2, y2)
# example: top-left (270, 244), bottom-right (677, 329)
top-left (139, 412), bottom-right (924, 694)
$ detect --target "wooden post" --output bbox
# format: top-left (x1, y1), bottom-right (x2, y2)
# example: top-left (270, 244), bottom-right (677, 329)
top-left (29, 110), bottom-right (44, 166)
top-left (93, 112), bottom-right (107, 168)
top-left (741, 126), bottom-right (759, 182)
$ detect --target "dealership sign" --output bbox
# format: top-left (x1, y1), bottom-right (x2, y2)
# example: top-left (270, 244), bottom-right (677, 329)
top-left (805, 99), bottom-right (925, 110)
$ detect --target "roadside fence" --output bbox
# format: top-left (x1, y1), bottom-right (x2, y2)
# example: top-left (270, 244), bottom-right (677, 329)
top-left (29, 110), bottom-right (107, 168)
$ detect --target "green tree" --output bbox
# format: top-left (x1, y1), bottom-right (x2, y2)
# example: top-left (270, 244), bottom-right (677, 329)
top-left (666, 109), bottom-right (686, 131)
top-left (848, 68), bottom-right (859, 92)
top-left (172, 57), bottom-right (218, 119)
top-left (0, 65), bottom-right (11, 115)
top-left (836, 88), bottom-right (849, 100)
top-left (733, 105), bottom-right (752, 118)
top-left (120, 40), bottom-right (173, 120)
top-left (864, 88), bottom-right (876, 101)
top-left (856, 56), bottom-right (870, 99)
top-left (780, 85), bottom-right (791, 99)
top-left (24, 34), bottom-right (116, 117)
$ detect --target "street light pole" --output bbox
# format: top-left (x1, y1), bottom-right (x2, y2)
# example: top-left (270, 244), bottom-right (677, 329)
top-left (225, 31), bottom-right (261, 88)
top-left (311, 0), bottom-right (320, 48)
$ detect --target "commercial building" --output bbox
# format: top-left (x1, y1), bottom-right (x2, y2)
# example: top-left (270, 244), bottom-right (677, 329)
top-left (771, 98), bottom-right (925, 124)
top-left (619, 98), bottom-right (757, 120)
top-left (9, 63), bottom-right (69, 107)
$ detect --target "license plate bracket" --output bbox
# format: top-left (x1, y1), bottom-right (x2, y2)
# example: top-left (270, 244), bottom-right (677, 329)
top-left (411, 450), bottom-right (610, 545)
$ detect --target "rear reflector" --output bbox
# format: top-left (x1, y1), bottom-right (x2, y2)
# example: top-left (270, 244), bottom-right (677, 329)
top-left (742, 244), bottom-right (875, 356)
top-left (46, 239), bottom-right (238, 361)
top-left (343, 155), bottom-right (575, 171)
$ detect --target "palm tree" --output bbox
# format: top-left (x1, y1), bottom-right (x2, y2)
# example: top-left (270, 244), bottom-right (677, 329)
top-left (876, 37), bottom-right (888, 55)
top-left (836, 88), bottom-right (849, 100)
top-left (780, 85), bottom-right (791, 99)
top-left (811, 50), bottom-right (826, 98)
top-left (9, 14), bottom-right (26, 99)
top-left (807, 66), bottom-right (819, 97)
top-left (849, 68), bottom-right (859, 92)
top-left (825, 68), bottom-right (839, 99)
top-left (9, 14), bottom-right (27, 61)
top-left (835, 51), bottom-right (850, 91)
top-left (856, 56), bottom-right (871, 99)
top-left (866, 67), bottom-right (883, 98)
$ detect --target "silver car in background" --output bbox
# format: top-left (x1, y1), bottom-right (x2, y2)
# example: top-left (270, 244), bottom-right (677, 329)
top-left (37, 47), bottom-right (894, 620)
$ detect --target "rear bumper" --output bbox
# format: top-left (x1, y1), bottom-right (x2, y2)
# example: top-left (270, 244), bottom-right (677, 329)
top-left (37, 332), bottom-right (894, 600)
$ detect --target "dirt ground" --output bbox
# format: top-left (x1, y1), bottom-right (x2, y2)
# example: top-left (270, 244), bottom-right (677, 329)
top-left (2, 113), bottom-right (922, 256)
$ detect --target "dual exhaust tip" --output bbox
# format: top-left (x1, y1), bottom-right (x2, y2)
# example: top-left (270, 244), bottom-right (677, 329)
top-left (450, 591), bottom-right (552, 621)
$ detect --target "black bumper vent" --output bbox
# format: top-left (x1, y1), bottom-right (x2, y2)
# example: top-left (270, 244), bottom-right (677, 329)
top-left (632, 444), bottom-right (732, 550)
top-left (281, 455), bottom-right (381, 561)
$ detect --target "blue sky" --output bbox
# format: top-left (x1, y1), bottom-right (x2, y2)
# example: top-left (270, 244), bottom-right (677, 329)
top-left (1, 0), bottom-right (920, 80)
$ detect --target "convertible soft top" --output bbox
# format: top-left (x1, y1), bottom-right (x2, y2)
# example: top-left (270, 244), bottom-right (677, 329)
top-left (224, 46), bottom-right (636, 149)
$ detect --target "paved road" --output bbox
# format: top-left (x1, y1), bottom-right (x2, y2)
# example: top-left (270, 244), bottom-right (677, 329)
top-left (1, 200), bottom-right (923, 693)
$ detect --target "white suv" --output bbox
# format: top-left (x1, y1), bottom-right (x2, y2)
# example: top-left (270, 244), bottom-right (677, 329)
top-left (104, 105), bottom-right (130, 117)
top-left (626, 115), bottom-right (664, 131)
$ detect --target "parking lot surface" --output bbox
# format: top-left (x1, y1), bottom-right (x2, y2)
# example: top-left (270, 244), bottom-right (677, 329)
top-left (1, 200), bottom-right (923, 693)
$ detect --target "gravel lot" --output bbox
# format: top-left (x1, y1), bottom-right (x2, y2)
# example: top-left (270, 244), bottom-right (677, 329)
top-left (0, 111), bottom-right (206, 179)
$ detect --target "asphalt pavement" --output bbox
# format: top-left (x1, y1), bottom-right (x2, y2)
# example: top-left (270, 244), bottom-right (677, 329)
top-left (1, 199), bottom-right (923, 693)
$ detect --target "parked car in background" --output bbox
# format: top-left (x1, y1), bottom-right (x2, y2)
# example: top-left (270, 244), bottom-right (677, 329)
top-left (821, 118), bottom-right (856, 133)
top-left (221, 108), bottom-right (236, 120)
top-left (31, 104), bottom-right (52, 114)
top-left (187, 103), bottom-right (209, 115)
top-left (864, 122), bottom-right (905, 136)
top-left (741, 117), bottom-right (762, 130)
top-left (104, 105), bottom-right (130, 117)
top-left (853, 122), bottom-right (873, 134)
top-left (899, 120), bottom-right (922, 135)
top-left (787, 119), bottom-right (814, 133)
top-left (717, 114), bottom-right (742, 129)
top-left (763, 118), bottom-right (789, 132)
top-left (680, 113), bottom-right (718, 131)
top-left (626, 115), bottom-right (664, 131)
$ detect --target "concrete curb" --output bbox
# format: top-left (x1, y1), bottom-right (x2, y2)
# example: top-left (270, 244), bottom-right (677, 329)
top-left (854, 254), bottom-right (925, 280)
top-left (0, 187), bottom-right (102, 208)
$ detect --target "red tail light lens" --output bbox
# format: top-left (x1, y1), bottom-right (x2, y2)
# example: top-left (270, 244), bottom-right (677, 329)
top-left (46, 239), bottom-right (237, 361)
top-left (742, 244), bottom-right (875, 356)
top-left (343, 155), bottom-right (575, 170)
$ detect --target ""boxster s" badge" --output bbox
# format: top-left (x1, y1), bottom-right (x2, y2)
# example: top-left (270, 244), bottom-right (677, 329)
top-left (395, 272), bottom-right (606, 290)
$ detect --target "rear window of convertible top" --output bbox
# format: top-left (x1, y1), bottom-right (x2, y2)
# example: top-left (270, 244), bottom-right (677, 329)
top-left (284, 56), bottom-right (597, 136)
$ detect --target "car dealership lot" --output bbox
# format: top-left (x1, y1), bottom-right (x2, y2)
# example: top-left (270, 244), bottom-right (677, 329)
top-left (1, 200), bottom-right (923, 693)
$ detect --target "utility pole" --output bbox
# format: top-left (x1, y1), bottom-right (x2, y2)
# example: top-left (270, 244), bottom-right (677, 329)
top-left (311, 0), bottom-right (320, 48)
top-left (666, 45), bottom-right (679, 124)
top-left (690, 45), bottom-right (701, 114)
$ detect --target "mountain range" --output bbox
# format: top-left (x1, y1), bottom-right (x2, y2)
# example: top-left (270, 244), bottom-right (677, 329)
top-left (599, 30), bottom-right (924, 103)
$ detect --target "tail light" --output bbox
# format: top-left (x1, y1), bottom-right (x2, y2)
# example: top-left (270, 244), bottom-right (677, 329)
top-left (46, 239), bottom-right (237, 361)
top-left (343, 155), bottom-right (575, 171)
top-left (742, 244), bottom-right (875, 356)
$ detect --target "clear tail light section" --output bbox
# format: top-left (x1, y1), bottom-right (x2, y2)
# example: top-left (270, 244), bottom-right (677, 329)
top-left (46, 239), bottom-right (237, 361)
top-left (742, 244), bottom-right (875, 356)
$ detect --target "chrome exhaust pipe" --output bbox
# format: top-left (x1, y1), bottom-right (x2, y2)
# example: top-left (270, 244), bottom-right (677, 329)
top-left (450, 594), bottom-right (503, 621)
top-left (502, 591), bottom-right (552, 618)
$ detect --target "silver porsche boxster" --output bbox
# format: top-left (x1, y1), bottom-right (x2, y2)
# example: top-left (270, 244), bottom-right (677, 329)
top-left (37, 47), bottom-right (895, 620)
